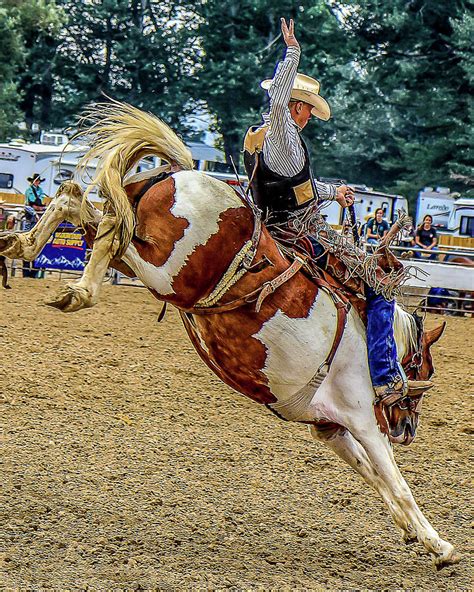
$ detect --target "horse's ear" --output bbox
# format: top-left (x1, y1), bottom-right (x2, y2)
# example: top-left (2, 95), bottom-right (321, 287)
top-left (425, 322), bottom-right (446, 346)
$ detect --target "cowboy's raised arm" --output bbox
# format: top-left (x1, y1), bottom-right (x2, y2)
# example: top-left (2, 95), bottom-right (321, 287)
top-left (268, 18), bottom-right (300, 111)
top-left (264, 19), bottom-right (305, 177)
top-left (264, 19), bottom-right (339, 201)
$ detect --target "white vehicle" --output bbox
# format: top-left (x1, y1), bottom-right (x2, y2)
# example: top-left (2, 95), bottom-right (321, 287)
top-left (0, 133), bottom-right (84, 196)
top-left (446, 198), bottom-right (474, 237)
top-left (318, 181), bottom-right (409, 226)
top-left (415, 186), bottom-right (456, 229)
top-left (186, 140), bottom-right (247, 188)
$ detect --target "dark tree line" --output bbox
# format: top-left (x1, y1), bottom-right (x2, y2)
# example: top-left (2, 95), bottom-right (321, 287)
top-left (1, 0), bottom-right (472, 205)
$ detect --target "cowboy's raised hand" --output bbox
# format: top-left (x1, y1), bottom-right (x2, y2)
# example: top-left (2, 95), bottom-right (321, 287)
top-left (281, 18), bottom-right (300, 49)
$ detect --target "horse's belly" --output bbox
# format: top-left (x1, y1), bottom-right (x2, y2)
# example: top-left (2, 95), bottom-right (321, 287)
top-left (192, 290), bottom-right (338, 405)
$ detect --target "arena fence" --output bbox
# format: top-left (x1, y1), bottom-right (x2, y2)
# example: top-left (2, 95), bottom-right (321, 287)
top-left (3, 240), bottom-right (473, 316)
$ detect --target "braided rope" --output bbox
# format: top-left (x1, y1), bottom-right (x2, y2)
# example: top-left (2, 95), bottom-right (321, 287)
top-left (194, 240), bottom-right (253, 308)
top-left (270, 205), bottom-right (418, 301)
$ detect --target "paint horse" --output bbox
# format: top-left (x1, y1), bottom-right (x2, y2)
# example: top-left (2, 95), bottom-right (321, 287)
top-left (0, 102), bottom-right (459, 569)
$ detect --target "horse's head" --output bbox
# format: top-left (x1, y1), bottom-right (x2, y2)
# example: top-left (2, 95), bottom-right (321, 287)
top-left (387, 320), bottom-right (446, 445)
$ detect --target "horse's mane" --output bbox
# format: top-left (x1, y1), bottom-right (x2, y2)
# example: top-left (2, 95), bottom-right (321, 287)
top-left (394, 305), bottom-right (418, 358)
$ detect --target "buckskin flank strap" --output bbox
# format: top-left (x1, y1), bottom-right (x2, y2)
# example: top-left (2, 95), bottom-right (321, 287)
top-left (255, 256), bottom-right (306, 313)
top-left (185, 255), bottom-right (306, 316)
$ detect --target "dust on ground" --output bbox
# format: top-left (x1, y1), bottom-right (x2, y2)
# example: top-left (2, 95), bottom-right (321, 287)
top-left (1, 279), bottom-right (472, 590)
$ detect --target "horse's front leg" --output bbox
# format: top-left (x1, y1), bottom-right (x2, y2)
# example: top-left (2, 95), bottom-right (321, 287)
top-left (47, 213), bottom-right (119, 312)
top-left (309, 423), bottom-right (418, 544)
top-left (347, 415), bottom-right (460, 569)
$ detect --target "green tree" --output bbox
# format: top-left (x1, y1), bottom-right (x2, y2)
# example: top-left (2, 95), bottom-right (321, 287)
top-left (50, 0), bottom-right (199, 134)
top-left (193, 1), bottom-right (348, 168)
top-left (16, 0), bottom-right (65, 133)
top-left (320, 0), bottom-right (473, 205)
top-left (0, 5), bottom-right (23, 138)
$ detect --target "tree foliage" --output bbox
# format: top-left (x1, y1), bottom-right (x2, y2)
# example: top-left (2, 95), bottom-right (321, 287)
top-left (50, 0), bottom-right (199, 133)
top-left (1, 0), bottom-right (472, 203)
top-left (0, 0), bottom-right (63, 137)
top-left (316, 0), bottom-right (473, 203)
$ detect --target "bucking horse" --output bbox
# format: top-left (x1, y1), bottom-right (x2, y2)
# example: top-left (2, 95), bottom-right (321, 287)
top-left (0, 101), bottom-right (459, 569)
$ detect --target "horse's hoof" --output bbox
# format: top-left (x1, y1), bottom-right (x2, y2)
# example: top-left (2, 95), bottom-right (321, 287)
top-left (434, 548), bottom-right (461, 571)
top-left (0, 233), bottom-right (21, 257)
top-left (46, 286), bottom-right (94, 312)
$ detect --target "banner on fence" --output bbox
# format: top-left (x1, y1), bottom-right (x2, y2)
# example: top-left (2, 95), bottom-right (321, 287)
top-left (34, 223), bottom-right (87, 270)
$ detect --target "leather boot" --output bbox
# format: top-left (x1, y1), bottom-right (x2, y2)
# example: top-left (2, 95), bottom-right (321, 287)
top-left (406, 379), bottom-right (434, 396)
top-left (374, 380), bottom-right (406, 407)
top-left (374, 379), bottom-right (434, 407)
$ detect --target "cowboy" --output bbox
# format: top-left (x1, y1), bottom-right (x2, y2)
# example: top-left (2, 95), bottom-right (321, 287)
top-left (25, 173), bottom-right (47, 211)
top-left (243, 18), bottom-right (432, 405)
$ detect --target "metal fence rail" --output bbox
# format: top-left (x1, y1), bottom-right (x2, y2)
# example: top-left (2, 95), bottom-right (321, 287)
top-left (3, 241), bottom-right (473, 316)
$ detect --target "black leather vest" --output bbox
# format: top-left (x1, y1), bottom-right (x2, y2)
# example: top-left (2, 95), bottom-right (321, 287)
top-left (243, 125), bottom-right (315, 224)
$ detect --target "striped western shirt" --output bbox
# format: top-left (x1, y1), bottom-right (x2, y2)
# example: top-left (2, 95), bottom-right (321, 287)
top-left (262, 46), bottom-right (337, 200)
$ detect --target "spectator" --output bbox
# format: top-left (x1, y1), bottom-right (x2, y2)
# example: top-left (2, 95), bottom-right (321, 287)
top-left (415, 214), bottom-right (438, 260)
top-left (366, 208), bottom-right (390, 247)
top-left (22, 174), bottom-right (47, 278)
top-left (25, 173), bottom-right (47, 210)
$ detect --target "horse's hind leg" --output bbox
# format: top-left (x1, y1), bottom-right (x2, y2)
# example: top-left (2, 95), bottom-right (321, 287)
top-left (0, 181), bottom-right (99, 261)
top-left (47, 212), bottom-right (118, 312)
top-left (0, 255), bottom-right (11, 289)
top-left (310, 424), bottom-right (417, 544)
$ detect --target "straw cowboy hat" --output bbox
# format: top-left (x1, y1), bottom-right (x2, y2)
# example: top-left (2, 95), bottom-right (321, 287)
top-left (27, 173), bottom-right (45, 183)
top-left (261, 72), bottom-right (331, 121)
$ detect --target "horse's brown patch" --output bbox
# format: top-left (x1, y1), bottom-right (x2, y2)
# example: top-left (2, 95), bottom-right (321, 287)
top-left (133, 177), bottom-right (189, 269)
top-left (180, 227), bottom-right (319, 404)
top-left (170, 206), bottom-right (254, 306)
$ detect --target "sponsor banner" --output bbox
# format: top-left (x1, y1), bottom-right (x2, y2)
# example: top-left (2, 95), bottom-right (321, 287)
top-left (34, 223), bottom-right (87, 270)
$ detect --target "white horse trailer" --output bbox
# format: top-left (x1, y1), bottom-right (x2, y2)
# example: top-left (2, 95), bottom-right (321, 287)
top-left (415, 186), bottom-right (457, 229)
top-left (446, 198), bottom-right (474, 237)
top-left (0, 134), bottom-right (85, 196)
top-left (319, 181), bottom-right (409, 226)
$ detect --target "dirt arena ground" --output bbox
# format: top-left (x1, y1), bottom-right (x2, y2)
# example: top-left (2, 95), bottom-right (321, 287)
top-left (1, 278), bottom-right (472, 590)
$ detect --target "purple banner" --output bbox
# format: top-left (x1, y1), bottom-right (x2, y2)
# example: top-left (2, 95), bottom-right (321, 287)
top-left (34, 223), bottom-right (87, 270)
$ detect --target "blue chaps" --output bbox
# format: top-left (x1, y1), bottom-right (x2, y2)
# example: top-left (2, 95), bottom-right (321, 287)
top-left (365, 287), bottom-right (400, 386)
top-left (308, 237), bottom-right (399, 387)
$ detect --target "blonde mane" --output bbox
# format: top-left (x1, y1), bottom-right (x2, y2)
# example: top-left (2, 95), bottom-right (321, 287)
top-left (394, 304), bottom-right (418, 359)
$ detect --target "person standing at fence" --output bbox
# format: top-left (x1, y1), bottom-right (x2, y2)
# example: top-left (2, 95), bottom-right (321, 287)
top-left (25, 174), bottom-right (47, 210)
top-left (22, 174), bottom-right (47, 277)
top-left (366, 208), bottom-right (390, 246)
top-left (415, 214), bottom-right (438, 260)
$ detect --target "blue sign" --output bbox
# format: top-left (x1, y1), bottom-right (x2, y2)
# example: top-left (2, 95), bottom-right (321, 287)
top-left (34, 223), bottom-right (87, 270)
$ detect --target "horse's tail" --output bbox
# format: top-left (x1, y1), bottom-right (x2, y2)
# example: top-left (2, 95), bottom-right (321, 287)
top-left (76, 98), bottom-right (194, 255)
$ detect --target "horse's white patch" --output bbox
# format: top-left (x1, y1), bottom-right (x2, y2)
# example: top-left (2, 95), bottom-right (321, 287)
top-left (122, 171), bottom-right (244, 295)
top-left (254, 290), bottom-right (337, 401)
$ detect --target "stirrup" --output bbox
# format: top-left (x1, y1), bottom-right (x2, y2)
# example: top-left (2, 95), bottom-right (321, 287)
top-left (406, 380), bottom-right (434, 396)
top-left (374, 380), bottom-right (406, 407)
